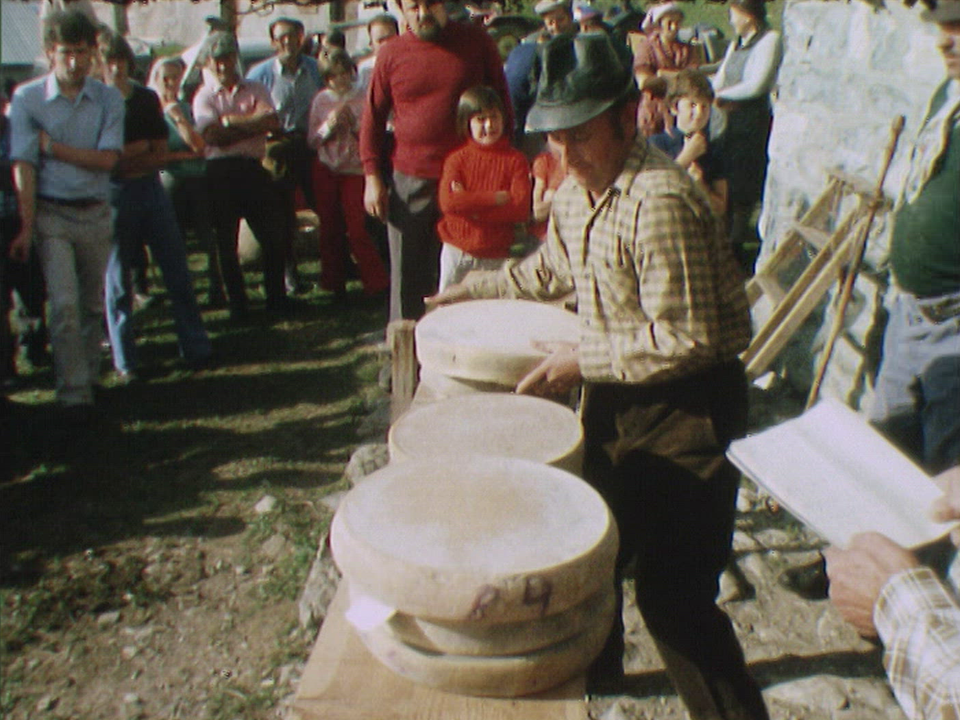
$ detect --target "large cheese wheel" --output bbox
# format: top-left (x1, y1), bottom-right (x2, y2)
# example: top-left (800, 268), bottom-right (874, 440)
top-left (356, 600), bottom-right (613, 697)
top-left (414, 369), bottom-right (511, 404)
top-left (384, 586), bottom-right (615, 657)
top-left (330, 456), bottom-right (617, 624)
top-left (415, 299), bottom-right (580, 385)
top-left (389, 394), bottom-right (584, 475)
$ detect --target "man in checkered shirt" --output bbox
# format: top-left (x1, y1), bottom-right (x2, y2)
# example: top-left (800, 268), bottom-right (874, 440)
top-left (825, 467), bottom-right (960, 719)
top-left (429, 32), bottom-right (767, 720)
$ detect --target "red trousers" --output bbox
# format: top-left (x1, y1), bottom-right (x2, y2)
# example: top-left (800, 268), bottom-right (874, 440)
top-left (311, 161), bottom-right (389, 295)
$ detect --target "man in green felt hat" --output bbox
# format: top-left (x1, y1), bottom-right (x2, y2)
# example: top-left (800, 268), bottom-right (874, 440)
top-left (428, 31), bottom-right (767, 720)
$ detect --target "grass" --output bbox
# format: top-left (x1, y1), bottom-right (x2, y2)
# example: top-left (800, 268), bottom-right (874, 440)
top-left (1, 250), bottom-right (387, 717)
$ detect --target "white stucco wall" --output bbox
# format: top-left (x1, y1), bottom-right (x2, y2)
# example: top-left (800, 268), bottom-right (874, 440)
top-left (756, 0), bottom-right (948, 404)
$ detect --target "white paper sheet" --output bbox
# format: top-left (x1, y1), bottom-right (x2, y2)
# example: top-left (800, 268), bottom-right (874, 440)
top-left (727, 399), bottom-right (952, 549)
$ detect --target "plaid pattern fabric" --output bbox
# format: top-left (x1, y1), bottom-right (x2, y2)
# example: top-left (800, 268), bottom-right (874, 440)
top-left (875, 566), bottom-right (960, 719)
top-left (465, 139), bottom-right (750, 384)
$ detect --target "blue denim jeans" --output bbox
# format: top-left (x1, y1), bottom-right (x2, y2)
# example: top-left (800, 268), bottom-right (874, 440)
top-left (105, 174), bottom-right (211, 373)
top-left (867, 288), bottom-right (960, 474)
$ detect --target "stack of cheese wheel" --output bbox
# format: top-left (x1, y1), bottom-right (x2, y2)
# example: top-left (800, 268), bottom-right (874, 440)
top-left (330, 456), bottom-right (618, 697)
top-left (388, 393), bottom-right (584, 476)
top-left (415, 299), bottom-right (580, 397)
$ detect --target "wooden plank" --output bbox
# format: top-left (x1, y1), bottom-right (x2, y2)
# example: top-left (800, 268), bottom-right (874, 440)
top-left (742, 212), bottom-right (863, 367)
top-left (792, 224), bottom-right (831, 251)
top-left (389, 319), bottom-right (418, 424)
top-left (828, 169), bottom-right (894, 210)
top-left (290, 585), bottom-right (589, 720)
top-left (744, 229), bottom-right (859, 379)
top-left (746, 176), bottom-right (843, 307)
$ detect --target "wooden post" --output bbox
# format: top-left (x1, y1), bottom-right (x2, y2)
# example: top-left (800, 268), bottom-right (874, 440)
top-left (389, 320), bottom-right (418, 423)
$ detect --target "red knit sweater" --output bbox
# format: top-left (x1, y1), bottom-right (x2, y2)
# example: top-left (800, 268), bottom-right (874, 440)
top-left (360, 21), bottom-right (513, 180)
top-left (437, 137), bottom-right (531, 258)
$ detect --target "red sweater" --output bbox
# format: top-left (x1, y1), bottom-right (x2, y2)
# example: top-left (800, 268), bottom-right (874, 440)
top-left (437, 137), bottom-right (531, 258)
top-left (360, 21), bottom-right (513, 180)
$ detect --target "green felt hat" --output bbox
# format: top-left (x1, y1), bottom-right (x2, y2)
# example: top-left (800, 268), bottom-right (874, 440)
top-left (525, 32), bottom-right (638, 134)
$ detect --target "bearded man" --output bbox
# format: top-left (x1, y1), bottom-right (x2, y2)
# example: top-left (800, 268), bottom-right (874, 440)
top-left (360, 0), bottom-right (512, 321)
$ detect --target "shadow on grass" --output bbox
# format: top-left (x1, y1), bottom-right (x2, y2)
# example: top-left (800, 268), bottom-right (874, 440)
top-left (0, 292), bottom-right (387, 584)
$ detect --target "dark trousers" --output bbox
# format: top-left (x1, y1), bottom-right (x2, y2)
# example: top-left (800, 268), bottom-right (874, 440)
top-left (265, 132), bottom-right (315, 284)
top-left (386, 170), bottom-right (441, 321)
top-left (206, 157), bottom-right (287, 312)
top-left (582, 360), bottom-right (768, 720)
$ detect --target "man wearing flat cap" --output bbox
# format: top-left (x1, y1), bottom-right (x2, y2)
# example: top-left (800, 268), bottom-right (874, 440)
top-left (193, 31), bottom-right (290, 320)
top-left (429, 33), bottom-right (768, 720)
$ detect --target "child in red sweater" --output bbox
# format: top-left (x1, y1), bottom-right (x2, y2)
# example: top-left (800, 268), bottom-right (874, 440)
top-left (437, 86), bottom-right (531, 291)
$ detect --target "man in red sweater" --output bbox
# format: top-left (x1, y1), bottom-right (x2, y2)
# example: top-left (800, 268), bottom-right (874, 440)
top-left (360, 0), bottom-right (513, 321)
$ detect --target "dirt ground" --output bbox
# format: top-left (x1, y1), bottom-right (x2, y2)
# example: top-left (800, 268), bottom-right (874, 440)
top-left (1, 273), bottom-right (905, 720)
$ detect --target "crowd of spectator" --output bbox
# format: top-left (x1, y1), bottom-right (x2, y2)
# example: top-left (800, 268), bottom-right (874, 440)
top-left (1, 0), bottom-right (787, 404)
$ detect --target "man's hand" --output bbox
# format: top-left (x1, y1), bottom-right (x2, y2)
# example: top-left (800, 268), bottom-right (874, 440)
top-left (515, 341), bottom-right (581, 397)
top-left (38, 130), bottom-right (52, 155)
top-left (823, 532), bottom-right (921, 638)
top-left (930, 465), bottom-right (960, 545)
top-left (424, 282), bottom-right (472, 309)
top-left (8, 229), bottom-right (31, 262)
top-left (682, 132), bottom-right (708, 160)
top-left (364, 173), bottom-right (388, 222)
top-left (532, 177), bottom-right (554, 223)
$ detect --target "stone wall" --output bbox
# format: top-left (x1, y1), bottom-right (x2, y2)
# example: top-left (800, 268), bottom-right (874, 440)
top-left (755, 0), bottom-right (945, 406)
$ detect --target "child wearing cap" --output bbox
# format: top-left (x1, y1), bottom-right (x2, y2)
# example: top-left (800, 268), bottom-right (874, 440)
top-left (649, 69), bottom-right (728, 217)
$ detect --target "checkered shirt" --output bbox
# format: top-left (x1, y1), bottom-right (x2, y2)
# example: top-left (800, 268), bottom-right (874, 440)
top-left (463, 139), bottom-right (751, 384)
top-left (875, 565), bottom-right (960, 719)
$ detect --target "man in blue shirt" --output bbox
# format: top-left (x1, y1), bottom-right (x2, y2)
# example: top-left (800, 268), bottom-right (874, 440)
top-left (8, 10), bottom-right (124, 415)
top-left (246, 18), bottom-right (323, 294)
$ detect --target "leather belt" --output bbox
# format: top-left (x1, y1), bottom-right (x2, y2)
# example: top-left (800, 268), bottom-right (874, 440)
top-left (38, 195), bottom-right (104, 209)
top-left (916, 294), bottom-right (960, 324)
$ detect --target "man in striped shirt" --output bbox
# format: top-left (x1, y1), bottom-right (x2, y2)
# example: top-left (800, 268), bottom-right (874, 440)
top-left (429, 32), bottom-right (767, 720)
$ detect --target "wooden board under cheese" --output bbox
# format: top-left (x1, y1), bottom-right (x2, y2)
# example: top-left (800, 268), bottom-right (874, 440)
top-left (330, 456), bottom-right (618, 624)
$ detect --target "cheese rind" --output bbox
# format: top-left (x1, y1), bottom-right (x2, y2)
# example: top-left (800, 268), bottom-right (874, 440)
top-left (330, 456), bottom-right (618, 624)
top-left (357, 598), bottom-right (614, 697)
top-left (415, 300), bottom-right (580, 385)
top-left (389, 394), bottom-right (584, 476)
top-left (385, 586), bottom-right (615, 656)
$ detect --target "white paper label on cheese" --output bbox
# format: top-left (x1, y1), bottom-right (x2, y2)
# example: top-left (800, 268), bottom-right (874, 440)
top-left (345, 592), bottom-right (396, 632)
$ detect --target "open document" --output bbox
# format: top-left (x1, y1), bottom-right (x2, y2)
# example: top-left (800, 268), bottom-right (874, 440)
top-left (727, 399), bottom-right (952, 549)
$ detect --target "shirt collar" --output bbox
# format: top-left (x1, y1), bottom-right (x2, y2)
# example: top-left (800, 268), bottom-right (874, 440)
top-left (611, 136), bottom-right (648, 197)
top-left (211, 77), bottom-right (246, 95)
top-left (44, 73), bottom-right (94, 103)
top-left (738, 28), bottom-right (763, 50)
top-left (274, 56), bottom-right (304, 78)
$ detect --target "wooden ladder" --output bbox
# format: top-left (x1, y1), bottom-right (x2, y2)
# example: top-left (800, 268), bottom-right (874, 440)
top-left (742, 169), bottom-right (893, 380)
